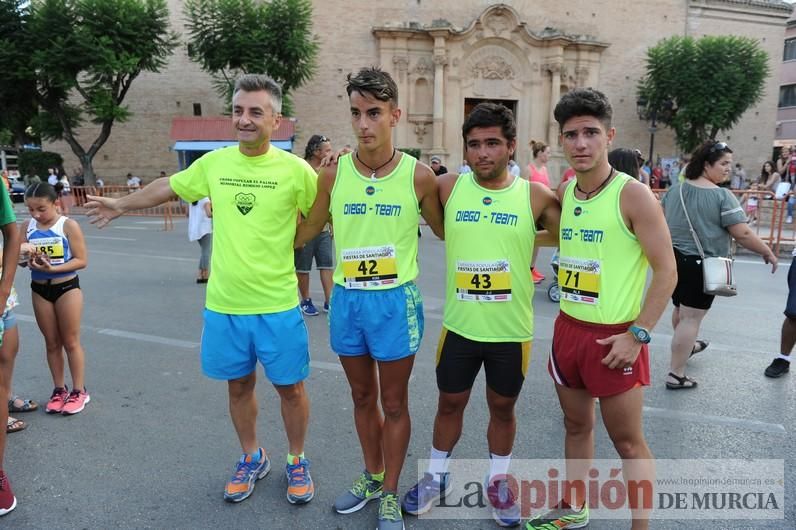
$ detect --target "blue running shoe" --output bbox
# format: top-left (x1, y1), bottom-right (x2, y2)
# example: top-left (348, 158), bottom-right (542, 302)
top-left (286, 456), bottom-right (315, 504)
top-left (300, 299), bottom-right (319, 316)
top-left (486, 475), bottom-right (520, 527)
top-left (224, 448), bottom-right (270, 502)
top-left (402, 472), bottom-right (451, 516)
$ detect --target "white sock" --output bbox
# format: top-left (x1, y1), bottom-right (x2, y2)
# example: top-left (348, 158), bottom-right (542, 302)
top-left (489, 452), bottom-right (511, 483)
top-left (427, 446), bottom-right (450, 480)
top-left (778, 354), bottom-right (791, 362)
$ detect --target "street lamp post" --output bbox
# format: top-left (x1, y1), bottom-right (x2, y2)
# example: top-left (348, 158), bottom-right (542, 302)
top-left (647, 109), bottom-right (657, 167)
top-left (637, 96), bottom-right (657, 165)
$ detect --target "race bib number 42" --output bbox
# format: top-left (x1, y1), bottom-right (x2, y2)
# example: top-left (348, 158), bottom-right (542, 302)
top-left (29, 236), bottom-right (65, 265)
top-left (342, 245), bottom-right (398, 289)
top-left (455, 260), bottom-right (511, 302)
top-left (558, 256), bottom-right (600, 304)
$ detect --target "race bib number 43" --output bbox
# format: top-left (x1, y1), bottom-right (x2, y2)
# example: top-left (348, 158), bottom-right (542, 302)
top-left (455, 260), bottom-right (511, 302)
top-left (558, 256), bottom-right (600, 304)
top-left (342, 245), bottom-right (398, 289)
top-left (29, 236), bottom-right (65, 265)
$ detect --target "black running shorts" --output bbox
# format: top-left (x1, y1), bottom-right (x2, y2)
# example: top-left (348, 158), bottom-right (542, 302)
top-left (435, 328), bottom-right (530, 398)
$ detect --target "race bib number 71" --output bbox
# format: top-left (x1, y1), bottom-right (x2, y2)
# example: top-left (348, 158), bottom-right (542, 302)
top-left (558, 256), bottom-right (600, 304)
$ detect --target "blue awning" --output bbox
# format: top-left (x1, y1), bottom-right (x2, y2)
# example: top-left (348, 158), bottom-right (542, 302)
top-left (172, 140), bottom-right (293, 152)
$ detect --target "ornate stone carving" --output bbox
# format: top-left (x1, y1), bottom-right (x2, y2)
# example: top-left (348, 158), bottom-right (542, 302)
top-left (471, 56), bottom-right (515, 80)
top-left (392, 55), bottom-right (409, 81)
top-left (414, 122), bottom-right (429, 143)
top-left (542, 62), bottom-right (562, 75)
top-left (433, 54), bottom-right (448, 67)
top-left (484, 8), bottom-right (512, 36)
top-left (464, 45), bottom-right (522, 98)
top-left (414, 57), bottom-right (433, 76)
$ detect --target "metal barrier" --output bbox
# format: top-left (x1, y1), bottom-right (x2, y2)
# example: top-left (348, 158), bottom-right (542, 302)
top-left (651, 187), bottom-right (790, 254)
top-left (60, 186), bottom-right (187, 231)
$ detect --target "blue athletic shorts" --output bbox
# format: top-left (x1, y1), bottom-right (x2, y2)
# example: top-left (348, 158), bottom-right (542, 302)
top-left (201, 307), bottom-right (310, 384)
top-left (330, 282), bottom-right (424, 361)
top-left (2, 308), bottom-right (17, 330)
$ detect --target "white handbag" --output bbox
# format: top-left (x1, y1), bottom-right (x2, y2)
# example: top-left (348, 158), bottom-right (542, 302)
top-left (678, 184), bottom-right (737, 297)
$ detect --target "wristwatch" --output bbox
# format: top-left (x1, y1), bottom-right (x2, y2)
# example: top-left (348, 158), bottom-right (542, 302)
top-left (628, 325), bottom-right (652, 344)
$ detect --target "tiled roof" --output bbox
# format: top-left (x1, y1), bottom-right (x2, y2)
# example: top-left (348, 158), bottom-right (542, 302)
top-left (170, 116), bottom-right (296, 142)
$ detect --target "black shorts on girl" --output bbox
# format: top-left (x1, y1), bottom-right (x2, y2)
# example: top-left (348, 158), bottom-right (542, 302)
top-left (31, 276), bottom-right (80, 304)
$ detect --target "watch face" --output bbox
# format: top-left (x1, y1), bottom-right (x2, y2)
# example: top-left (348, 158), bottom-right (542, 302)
top-left (631, 326), bottom-right (650, 343)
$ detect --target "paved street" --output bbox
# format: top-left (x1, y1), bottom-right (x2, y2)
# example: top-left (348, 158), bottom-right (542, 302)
top-left (4, 213), bottom-right (795, 529)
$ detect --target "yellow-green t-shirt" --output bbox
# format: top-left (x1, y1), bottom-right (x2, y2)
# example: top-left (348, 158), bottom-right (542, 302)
top-left (170, 145), bottom-right (317, 314)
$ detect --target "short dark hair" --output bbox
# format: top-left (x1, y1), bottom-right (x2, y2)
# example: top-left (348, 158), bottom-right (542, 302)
top-left (608, 148), bottom-right (640, 179)
top-left (461, 102), bottom-right (516, 143)
top-left (304, 134), bottom-right (330, 160)
top-left (25, 182), bottom-right (58, 202)
top-left (346, 67), bottom-right (398, 105)
top-left (684, 140), bottom-right (733, 180)
top-left (554, 88), bottom-right (613, 131)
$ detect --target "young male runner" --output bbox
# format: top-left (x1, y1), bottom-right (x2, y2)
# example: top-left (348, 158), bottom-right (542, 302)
top-left (86, 74), bottom-right (318, 507)
top-left (524, 88), bottom-right (676, 530)
top-left (295, 66), bottom-right (444, 530)
top-left (401, 102), bottom-right (561, 528)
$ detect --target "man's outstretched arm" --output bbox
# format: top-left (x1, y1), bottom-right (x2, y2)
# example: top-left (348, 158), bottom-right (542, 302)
top-left (85, 177), bottom-right (178, 228)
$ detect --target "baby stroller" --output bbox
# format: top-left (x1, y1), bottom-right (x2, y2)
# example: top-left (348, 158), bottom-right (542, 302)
top-left (547, 249), bottom-right (560, 303)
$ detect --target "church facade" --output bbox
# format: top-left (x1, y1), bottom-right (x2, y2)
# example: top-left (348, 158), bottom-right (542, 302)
top-left (45, 0), bottom-right (792, 183)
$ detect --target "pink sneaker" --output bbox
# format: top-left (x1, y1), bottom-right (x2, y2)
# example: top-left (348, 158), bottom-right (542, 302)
top-left (61, 388), bottom-right (90, 415)
top-left (0, 471), bottom-right (16, 516)
top-left (45, 386), bottom-right (69, 414)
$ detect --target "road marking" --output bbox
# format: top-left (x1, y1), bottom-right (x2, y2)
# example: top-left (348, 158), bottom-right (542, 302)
top-left (96, 329), bottom-right (199, 349)
top-left (15, 314), bottom-right (199, 349)
top-left (85, 235), bottom-right (137, 241)
top-left (311, 360), bottom-right (344, 372)
top-left (642, 406), bottom-right (785, 435)
top-left (90, 249), bottom-right (195, 262)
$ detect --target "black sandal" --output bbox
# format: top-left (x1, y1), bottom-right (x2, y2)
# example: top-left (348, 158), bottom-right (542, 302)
top-left (690, 340), bottom-right (710, 357)
top-left (665, 372), bottom-right (697, 390)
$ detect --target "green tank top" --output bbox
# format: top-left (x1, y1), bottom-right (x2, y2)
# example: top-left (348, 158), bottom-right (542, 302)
top-left (330, 152), bottom-right (420, 289)
top-left (443, 173), bottom-right (535, 342)
top-left (559, 172), bottom-right (648, 324)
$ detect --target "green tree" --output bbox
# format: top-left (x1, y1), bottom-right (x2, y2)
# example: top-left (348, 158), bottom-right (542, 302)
top-left (184, 0), bottom-right (319, 115)
top-left (1, 0), bottom-right (178, 184)
top-left (0, 0), bottom-right (38, 148)
top-left (638, 35), bottom-right (769, 154)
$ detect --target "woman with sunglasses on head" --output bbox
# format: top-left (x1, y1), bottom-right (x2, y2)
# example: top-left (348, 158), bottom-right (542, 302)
top-left (660, 141), bottom-right (777, 389)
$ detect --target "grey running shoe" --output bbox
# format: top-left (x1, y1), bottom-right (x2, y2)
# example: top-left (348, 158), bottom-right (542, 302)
top-left (333, 470), bottom-right (383, 514)
top-left (377, 492), bottom-right (404, 530)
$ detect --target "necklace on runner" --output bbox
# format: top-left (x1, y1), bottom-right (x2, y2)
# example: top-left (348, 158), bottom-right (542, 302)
top-left (576, 167), bottom-right (615, 199)
top-left (356, 149), bottom-right (397, 180)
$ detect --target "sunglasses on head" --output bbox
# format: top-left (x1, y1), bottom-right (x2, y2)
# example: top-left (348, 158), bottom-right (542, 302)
top-left (709, 141), bottom-right (730, 154)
